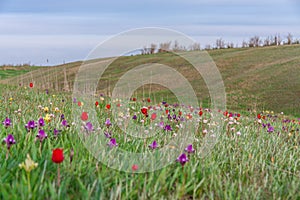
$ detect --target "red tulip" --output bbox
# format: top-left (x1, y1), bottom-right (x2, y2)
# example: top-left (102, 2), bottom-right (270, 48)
top-left (257, 114), bottom-right (261, 119)
top-left (106, 104), bottom-right (111, 109)
top-left (151, 113), bottom-right (157, 120)
top-left (77, 101), bottom-right (82, 107)
top-left (52, 148), bottom-right (64, 164)
top-left (141, 107), bottom-right (148, 115)
top-left (199, 110), bottom-right (203, 116)
top-left (95, 101), bottom-right (99, 106)
top-left (81, 112), bottom-right (88, 121)
top-left (132, 164), bottom-right (138, 171)
top-left (147, 98), bottom-right (151, 103)
top-left (29, 82), bottom-right (34, 88)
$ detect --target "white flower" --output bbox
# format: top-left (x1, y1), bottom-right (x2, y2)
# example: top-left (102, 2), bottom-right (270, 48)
top-left (237, 131), bottom-right (241, 136)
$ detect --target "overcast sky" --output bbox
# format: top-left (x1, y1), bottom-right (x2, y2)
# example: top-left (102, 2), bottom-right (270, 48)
top-left (0, 0), bottom-right (299, 65)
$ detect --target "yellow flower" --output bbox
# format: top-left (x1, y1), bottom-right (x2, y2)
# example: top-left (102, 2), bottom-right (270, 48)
top-left (44, 114), bottom-right (51, 123)
top-left (52, 95), bottom-right (56, 98)
top-left (44, 107), bottom-right (49, 113)
top-left (54, 107), bottom-right (60, 113)
top-left (19, 154), bottom-right (38, 173)
top-left (9, 97), bottom-right (13, 101)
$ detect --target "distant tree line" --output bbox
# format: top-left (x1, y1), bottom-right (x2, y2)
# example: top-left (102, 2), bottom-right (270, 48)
top-left (140, 32), bottom-right (299, 54)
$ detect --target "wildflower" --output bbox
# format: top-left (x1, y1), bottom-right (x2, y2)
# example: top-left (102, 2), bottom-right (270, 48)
top-left (73, 98), bottom-right (77, 103)
top-left (61, 120), bottom-right (69, 127)
top-left (3, 134), bottom-right (16, 150)
top-left (54, 107), bottom-right (60, 113)
top-left (132, 115), bottom-right (137, 120)
top-left (43, 107), bottom-right (49, 113)
top-left (106, 104), bottom-right (111, 109)
top-left (147, 98), bottom-right (151, 103)
top-left (199, 110), bottom-right (203, 116)
top-left (52, 148), bottom-right (64, 187)
top-left (105, 118), bottom-right (112, 127)
top-left (184, 144), bottom-right (195, 154)
top-left (164, 124), bottom-right (172, 131)
top-left (176, 153), bottom-right (189, 167)
top-left (104, 131), bottom-right (112, 138)
top-left (36, 129), bottom-right (47, 142)
top-left (236, 131), bottom-right (241, 136)
top-left (44, 114), bottom-right (51, 123)
top-left (19, 154), bottom-right (38, 173)
top-left (52, 148), bottom-right (64, 164)
top-left (38, 117), bottom-right (45, 127)
top-left (53, 128), bottom-right (61, 137)
top-left (95, 101), bottom-right (99, 107)
top-left (29, 82), bottom-right (34, 88)
top-left (149, 113), bottom-right (156, 121)
top-left (257, 114), bottom-right (261, 119)
top-left (81, 112), bottom-right (88, 121)
top-left (25, 120), bottom-right (36, 131)
top-left (60, 114), bottom-right (65, 120)
top-left (132, 164), bottom-right (138, 171)
top-left (267, 126), bottom-right (274, 133)
top-left (108, 138), bottom-right (118, 148)
top-left (141, 107), bottom-right (148, 115)
top-left (2, 117), bottom-right (11, 128)
top-left (149, 140), bottom-right (158, 150)
top-left (85, 122), bottom-right (94, 132)
top-left (78, 101), bottom-right (83, 106)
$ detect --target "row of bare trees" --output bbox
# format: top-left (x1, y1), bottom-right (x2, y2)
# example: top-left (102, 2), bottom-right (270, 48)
top-left (215, 33), bottom-right (299, 50)
top-left (141, 41), bottom-right (201, 55)
top-left (141, 33), bottom-right (299, 54)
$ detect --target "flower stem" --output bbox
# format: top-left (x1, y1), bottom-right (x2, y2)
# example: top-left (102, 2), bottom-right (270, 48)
top-left (57, 165), bottom-right (61, 187)
top-left (27, 172), bottom-right (31, 194)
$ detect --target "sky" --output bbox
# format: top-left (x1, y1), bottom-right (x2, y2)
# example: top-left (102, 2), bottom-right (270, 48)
top-left (0, 0), bottom-right (299, 65)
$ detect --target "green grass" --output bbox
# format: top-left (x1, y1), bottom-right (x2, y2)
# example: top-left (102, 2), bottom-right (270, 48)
top-left (0, 66), bottom-right (41, 80)
top-left (0, 84), bottom-right (299, 199)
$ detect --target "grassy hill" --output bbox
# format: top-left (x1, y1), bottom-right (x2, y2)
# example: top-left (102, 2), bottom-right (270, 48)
top-left (1, 45), bottom-right (300, 116)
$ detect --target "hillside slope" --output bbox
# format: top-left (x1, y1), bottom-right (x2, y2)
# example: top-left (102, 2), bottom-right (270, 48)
top-left (1, 45), bottom-right (300, 116)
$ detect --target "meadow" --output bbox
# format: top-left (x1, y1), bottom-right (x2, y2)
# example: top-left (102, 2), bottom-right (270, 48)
top-left (0, 45), bottom-right (300, 199)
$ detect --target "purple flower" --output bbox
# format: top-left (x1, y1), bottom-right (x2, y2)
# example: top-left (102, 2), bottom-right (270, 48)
top-left (73, 98), bottom-right (77, 103)
top-left (108, 138), bottom-right (118, 148)
top-left (164, 124), bottom-right (172, 131)
top-left (38, 118), bottom-right (45, 127)
top-left (104, 131), bottom-right (112, 138)
top-left (176, 153), bottom-right (189, 167)
top-left (132, 115), bottom-right (137, 120)
top-left (105, 119), bottom-right (111, 127)
top-left (61, 114), bottom-right (65, 120)
top-left (149, 140), bottom-right (158, 150)
top-left (262, 123), bottom-right (267, 128)
top-left (36, 129), bottom-right (47, 142)
top-left (62, 120), bottom-right (69, 127)
top-left (85, 122), bottom-right (94, 132)
top-left (3, 134), bottom-right (16, 150)
top-left (185, 144), bottom-right (195, 154)
top-left (53, 128), bottom-right (61, 137)
top-left (159, 121), bottom-right (164, 128)
top-left (25, 120), bottom-right (37, 131)
top-left (45, 89), bottom-right (49, 94)
top-left (3, 118), bottom-right (11, 128)
top-left (267, 126), bottom-right (274, 133)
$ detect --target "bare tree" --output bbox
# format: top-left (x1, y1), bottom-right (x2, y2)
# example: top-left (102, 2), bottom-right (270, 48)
top-left (242, 40), bottom-right (248, 48)
top-left (227, 42), bottom-right (234, 48)
top-left (249, 36), bottom-right (261, 47)
top-left (190, 42), bottom-right (201, 51)
top-left (158, 42), bottom-right (171, 53)
top-left (150, 43), bottom-right (157, 54)
top-left (216, 38), bottom-right (225, 49)
top-left (173, 40), bottom-right (180, 52)
top-left (264, 36), bottom-right (271, 46)
top-left (205, 44), bottom-right (211, 50)
top-left (287, 33), bottom-right (293, 45)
